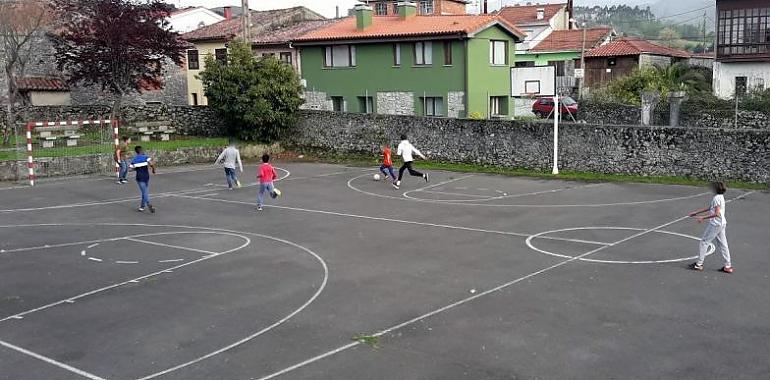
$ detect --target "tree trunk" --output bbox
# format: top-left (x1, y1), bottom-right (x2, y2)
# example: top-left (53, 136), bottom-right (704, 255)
top-left (3, 92), bottom-right (13, 146)
top-left (110, 92), bottom-right (123, 123)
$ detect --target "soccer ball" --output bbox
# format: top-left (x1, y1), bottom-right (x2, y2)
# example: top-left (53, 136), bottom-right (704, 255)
top-left (373, 174), bottom-right (381, 181)
top-left (270, 188), bottom-right (282, 199)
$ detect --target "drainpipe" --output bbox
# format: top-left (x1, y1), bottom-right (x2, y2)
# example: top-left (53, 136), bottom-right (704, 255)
top-left (463, 39), bottom-right (468, 118)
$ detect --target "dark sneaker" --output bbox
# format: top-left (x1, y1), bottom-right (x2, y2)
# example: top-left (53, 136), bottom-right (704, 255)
top-left (424, 173), bottom-right (429, 183)
top-left (148, 204), bottom-right (155, 213)
top-left (689, 262), bottom-right (704, 271)
top-left (720, 266), bottom-right (734, 274)
top-left (257, 206), bottom-right (263, 211)
top-left (392, 183), bottom-right (400, 190)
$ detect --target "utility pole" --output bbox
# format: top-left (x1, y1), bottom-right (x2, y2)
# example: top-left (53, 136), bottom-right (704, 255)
top-left (241, 0), bottom-right (250, 42)
top-left (702, 11), bottom-right (707, 53)
top-left (578, 22), bottom-right (587, 99)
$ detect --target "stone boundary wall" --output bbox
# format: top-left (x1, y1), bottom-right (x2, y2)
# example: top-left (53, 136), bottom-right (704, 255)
top-left (0, 105), bottom-right (227, 137)
top-left (291, 111), bottom-right (770, 183)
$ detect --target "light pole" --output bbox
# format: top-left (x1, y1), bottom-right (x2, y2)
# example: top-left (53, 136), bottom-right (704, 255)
top-left (578, 22), bottom-right (587, 99)
top-left (241, 0), bottom-right (250, 42)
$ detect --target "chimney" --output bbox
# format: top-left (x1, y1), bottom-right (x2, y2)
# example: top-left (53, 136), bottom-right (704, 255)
top-left (482, 0), bottom-right (488, 14)
top-left (355, 4), bottom-right (373, 30)
top-left (223, 6), bottom-right (232, 20)
top-left (536, 7), bottom-right (545, 20)
top-left (397, 2), bottom-right (417, 20)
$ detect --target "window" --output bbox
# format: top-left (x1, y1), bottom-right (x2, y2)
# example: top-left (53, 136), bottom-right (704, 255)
top-left (262, 52), bottom-right (275, 58)
top-left (515, 61), bottom-right (535, 68)
top-left (215, 48), bottom-right (227, 63)
top-left (419, 0), bottom-right (434, 15)
top-left (443, 41), bottom-right (452, 65)
top-left (608, 57), bottom-right (617, 67)
top-left (489, 96), bottom-right (508, 116)
top-left (415, 41), bottom-right (432, 65)
top-left (187, 50), bottom-right (199, 70)
top-left (717, 7), bottom-right (770, 56)
top-left (191, 93), bottom-right (198, 106)
top-left (280, 52), bottom-right (292, 64)
top-left (324, 45), bottom-right (356, 68)
top-left (392, 2), bottom-right (399, 14)
top-left (331, 96), bottom-right (345, 112)
top-left (393, 43), bottom-right (401, 66)
top-left (358, 96), bottom-right (374, 113)
top-left (736, 76), bottom-right (748, 96)
top-left (490, 40), bottom-right (507, 65)
top-left (375, 2), bottom-right (388, 15)
top-left (548, 60), bottom-right (565, 76)
top-left (421, 97), bottom-right (443, 116)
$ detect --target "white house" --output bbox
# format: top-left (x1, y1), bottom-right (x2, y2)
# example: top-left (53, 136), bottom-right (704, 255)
top-left (167, 7), bottom-right (225, 34)
top-left (498, 2), bottom-right (571, 54)
top-left (712, 0), bottom-right (770, 99)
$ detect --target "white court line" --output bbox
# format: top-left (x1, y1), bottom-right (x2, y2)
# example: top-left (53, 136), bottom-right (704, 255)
top-left (348, 172), bottom-right (709, 207)
top-left (407, 183), bottom-right (604, 204)
top-left (87, 257), bottom-right (102, 262)
top-left (403, 175), bottom-right (474, 197)
top-left (0, 231), bottom-right (251, 323)
top-left (418, 190), bottom-right (492, 199)
top-left (0, 186), bottom-right (216, 214)
top-left (171, 194), bottom-right (613, 247)
top-left (0, 339), bottom-right (107, 380)
top-left (123, 237), bottom-right (218, 256)
top-left (0, 223), bottom-right (329, 380)
top-left (254, 191), bottom-right (756, 380)
top-left (115, 261), bottom-right (139, 264)
top-left (158, 259), bottom-right (185, 263)
top-left (0, 166), bottom-right (364, 214)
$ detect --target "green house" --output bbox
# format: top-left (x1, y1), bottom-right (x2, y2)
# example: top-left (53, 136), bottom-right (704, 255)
top-left (294, 2), bottom-right (525, 119)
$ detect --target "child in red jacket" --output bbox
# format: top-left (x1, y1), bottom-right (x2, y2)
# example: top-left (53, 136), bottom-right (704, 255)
top-left (379, 145), bottom-right (397, 182)
top-left (256, 154), bottom-right (281, 211)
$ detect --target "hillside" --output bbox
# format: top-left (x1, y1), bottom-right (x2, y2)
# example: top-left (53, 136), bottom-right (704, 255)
top-left (574, 4), bottom-right (714, 52)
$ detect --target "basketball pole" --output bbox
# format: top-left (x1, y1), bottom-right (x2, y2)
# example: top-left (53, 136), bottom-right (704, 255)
top-left (552, 95), bottom-right (559, 175)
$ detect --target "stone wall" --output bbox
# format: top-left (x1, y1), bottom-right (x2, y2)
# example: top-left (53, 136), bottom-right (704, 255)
top-left (377, 92), bottom-right (415, 115)
top-left (0, 105), bottom-right (227, 137)
top-left (290, 111), bottom-right (770, 183)
top-left (0, 143), bottom-right (281, 182)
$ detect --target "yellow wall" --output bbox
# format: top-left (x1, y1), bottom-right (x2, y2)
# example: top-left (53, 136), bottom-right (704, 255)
top-left (186, 40), bottom-right (226, 106)
top-left (29, 91), bottom-right (72, 106)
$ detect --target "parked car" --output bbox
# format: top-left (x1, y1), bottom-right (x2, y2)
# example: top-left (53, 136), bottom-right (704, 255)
top-left (532, 96), bottom-right (579, 118)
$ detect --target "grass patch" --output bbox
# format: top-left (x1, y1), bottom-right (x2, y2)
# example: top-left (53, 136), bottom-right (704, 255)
top-left (0, 137), bottom-right (230, 161)
top-left (352, 334), bottom-right (381, 349)
top-left (297, 152), bottom-right (769, 190)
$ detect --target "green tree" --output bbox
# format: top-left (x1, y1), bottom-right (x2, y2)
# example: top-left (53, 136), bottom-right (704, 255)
top-left (199, 40), bottom-right (303, 141)
top-left (593, 63), bottom-right (712, 105)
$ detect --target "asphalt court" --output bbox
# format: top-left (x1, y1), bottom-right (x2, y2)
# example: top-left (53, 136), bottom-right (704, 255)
top-left (0, 162), bottom-right (768, 380)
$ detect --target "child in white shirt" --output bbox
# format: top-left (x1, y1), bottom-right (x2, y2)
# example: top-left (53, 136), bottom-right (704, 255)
top-left (393, 134), bottom-right (429, 190)
top-left (689, 181), bottom-right (732, 273)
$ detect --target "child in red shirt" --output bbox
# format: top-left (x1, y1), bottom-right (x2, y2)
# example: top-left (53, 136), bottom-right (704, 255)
top-left (379, 145), bottom-right (396, 182)
top-left (256, 154), bottom-right (280, 211)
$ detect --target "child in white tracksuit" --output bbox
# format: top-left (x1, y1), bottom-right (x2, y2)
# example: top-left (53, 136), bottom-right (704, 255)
top-left (689, 181), bottom-right (733, 273)
top-left (392, 134), bottom-right (429, 190)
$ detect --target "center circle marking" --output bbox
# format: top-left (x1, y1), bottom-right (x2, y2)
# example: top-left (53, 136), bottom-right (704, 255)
top-left (525, 226), bottom-right (715, 264)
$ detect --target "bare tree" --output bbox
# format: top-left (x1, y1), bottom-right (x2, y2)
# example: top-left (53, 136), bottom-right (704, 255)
top-left (0, 0), bottom-right (48, 145)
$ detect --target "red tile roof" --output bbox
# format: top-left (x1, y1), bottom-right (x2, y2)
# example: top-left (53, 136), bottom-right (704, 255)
top-left (498, 3), bottom-right (567, 26)
top-left (294, 14), bottom-right (525, 43)
top-left (182, 6), bottom-right (325, 42)
top-left (252, 19), bottom-right (340, 45)
top-left (531, 27), bottom-right (614, 52)
top-left (585, 37), bottom-right (692, 58)
top-left (16, 76), bottom-right (69, 91)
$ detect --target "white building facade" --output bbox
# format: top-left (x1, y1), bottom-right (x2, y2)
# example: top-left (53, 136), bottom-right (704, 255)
top-left (713, 0), bottom-right (770, 99)
top-left (167, 7), bottom-right (224, 34)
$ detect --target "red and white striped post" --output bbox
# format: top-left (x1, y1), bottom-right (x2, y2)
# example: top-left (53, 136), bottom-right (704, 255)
top-left (26, 122), bottom-right (35, 186)
top-left (112, 119), bottom-right (120, 179)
